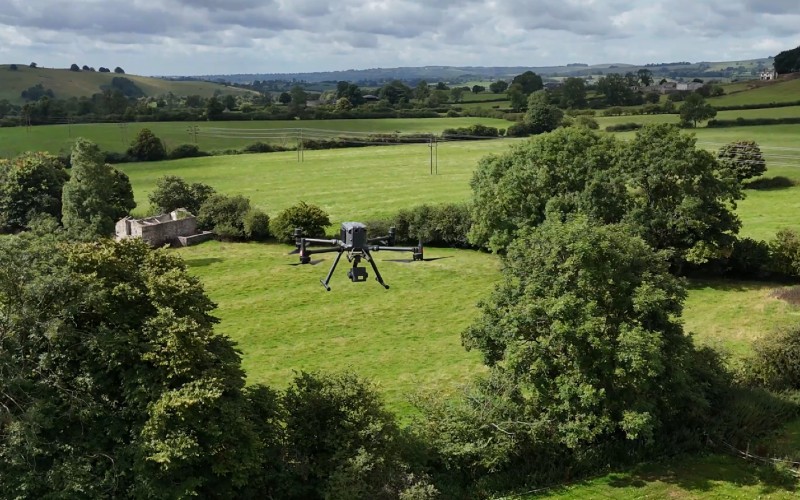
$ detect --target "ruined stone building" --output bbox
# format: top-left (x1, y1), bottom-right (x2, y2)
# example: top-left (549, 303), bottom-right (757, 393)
top-left (115, 209), bottom-right (213, 247)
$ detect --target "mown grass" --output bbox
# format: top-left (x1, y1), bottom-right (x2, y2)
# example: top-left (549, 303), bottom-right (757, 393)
top-left (175, 240), bottom-right (496, 418)
top-left (0, 117), bottom-right (514, 158)
top-left (595, 105), bottom-right (800, 129)
top-left (710, 77), bottom-right (800, 107)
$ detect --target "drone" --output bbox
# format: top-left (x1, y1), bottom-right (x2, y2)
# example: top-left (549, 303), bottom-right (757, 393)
top-left (289, 222), bottom-right (441, 291)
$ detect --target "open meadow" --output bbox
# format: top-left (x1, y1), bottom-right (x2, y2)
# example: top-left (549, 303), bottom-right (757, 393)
top-left (0, 116), bottom-right (513, 158)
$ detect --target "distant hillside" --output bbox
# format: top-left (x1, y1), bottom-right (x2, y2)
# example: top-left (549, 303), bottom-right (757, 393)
top-left (711, 74), bottom-right (800, 106)
top-left (0, 65), bottom-right (254, 105)
top-left (194, 58), bottom-right (773, 85)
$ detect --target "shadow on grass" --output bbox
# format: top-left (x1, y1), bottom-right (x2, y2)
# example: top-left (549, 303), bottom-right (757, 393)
top-left (185, 257), bottom-right (224, 268)
top-left (745, 176), bottom-right (797, 191)
top-left (685, 278), bottom-right (780, 293)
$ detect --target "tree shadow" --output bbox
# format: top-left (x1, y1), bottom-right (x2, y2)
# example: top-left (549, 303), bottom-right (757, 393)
top-left (184, 257), bottom-right (223, 268)
top-left (685, 278), bottom-right (780, 293)
top-left (745, 176), bottom-right (797, 191)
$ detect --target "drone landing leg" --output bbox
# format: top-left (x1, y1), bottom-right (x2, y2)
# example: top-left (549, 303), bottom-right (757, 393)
top-left (320, 249), bottom-right (345, 291)
top-left (364, 249), bottom-right (390, 289)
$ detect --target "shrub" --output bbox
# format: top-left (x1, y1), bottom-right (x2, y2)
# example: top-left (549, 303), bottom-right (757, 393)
top-left (726, 237), bottom-right (772, 279)
top-left (103, 151), bottom-right (131, 164)
top-left (243, 208), bottom-right (270, 240)
top-left (605, 122), bottom-right (642, 132)
top-left (168, 143), bottom-right (209, 160)
top-left (717, 140), bottom-right (766, 182)
top-left (573, 115), bottom-right (599, 129)
top-left (243, 142), bottom-right (277, 153)
top-left (505, 122), bottom-right (531, 137)
top-left (392, 203), bottom-right (473, 248)
top-left (197, 194), bottom-right (251, 240)
top-left (745, 327), bottom-right (800, 391)
top-left (270, 201), bottom-right (331, 244)
top-left (769, 228), bottom-right (800, 277)
top-left (126, 128), bottom-right (167, 161)
top-left (148, 175), bottom-right (215, 215)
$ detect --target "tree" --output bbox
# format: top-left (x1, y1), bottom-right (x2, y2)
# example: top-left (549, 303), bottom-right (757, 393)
top-left (378, 80), bottom-right (411, 105)
top-left (414, 80), bottom-right (431, 102)
top-left (559, 77), bottom-right (586, 108)
top-left (462, 216), bottom-right (722, 449)
top-left (450, 87), bottom-right (464, 103)
top-left (510, 71), bottom-right (543, 95)
top-left (489, 80), bottom-right (508, 93)
top-left (596, 73), bottom-right (634, 106)
top-left (0, 236), bottom-right (274, 497)
top-left (620, 124), bottom-right (742, 264)
top-left (717, 140), bottom-right (767, 182)
top-left (278, 91), bottom-right (291, 105)
top-left (62, 138), bottom-right (134, 237)
top-left (289, 85), bottom-right (308, 111)
top-left (109, 167), bottom-right (136, 220)
top-left (507, 84), bottom-right (527, 111)
top-left (469, 127), bottom-right (627, 252)
top-left (29, 62), bottom-right (37, 68)
top-left (206, 96), bottom-right (225, 120)
top-left (679, 93), bottom-right (716, 127)
top-left (127, 128), bottom-right (167, 161)
top-left (435, 81), bottom-right (449, 91)
top-left (197, 193), bottom-right (252, 240)
top-left (114, 66), bottom-right (125, 74)
top-left (148, 175), bottom-right (216, 215)
top-left (774, 44), bottom-right (800, 74)
top-left (8, 64), bottom-right (17, 71)
top-left (637, 68), bottom-right (654, 86)
top-left (98, 66), bottom-right (110, 72)
top-left (524, 90), bottom-right (563, 134)
top-left (0, 152), bottom-right (69, 232)
top-left (224, 94), bottom-right (237, 111)
top-left (69, 63), bottom-right (80, 71)
top-left (471, 84), bottom-right (486, 94)
top-left (270, 201), bottom-right (331, 244)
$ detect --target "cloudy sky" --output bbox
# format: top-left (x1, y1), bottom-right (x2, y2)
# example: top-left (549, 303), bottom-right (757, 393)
top-left (0, 0), bottom-right (797, 76)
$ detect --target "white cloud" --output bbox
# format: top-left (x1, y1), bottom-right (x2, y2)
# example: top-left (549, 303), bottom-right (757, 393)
top-left (0, 0), bottom-right (798, 74)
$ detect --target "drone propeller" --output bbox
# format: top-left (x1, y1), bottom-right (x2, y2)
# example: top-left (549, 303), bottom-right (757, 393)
top-left (384, 256), bottom-right (452, 263)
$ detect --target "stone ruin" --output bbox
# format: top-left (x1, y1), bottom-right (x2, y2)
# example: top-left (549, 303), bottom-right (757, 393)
top-left (115, 209), bottom-right (213, 247)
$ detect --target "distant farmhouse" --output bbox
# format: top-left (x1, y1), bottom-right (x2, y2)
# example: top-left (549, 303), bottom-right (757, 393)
top-left (116, 209), bottom-right (213, 247)
top-left (760, 67), bottom-right (778, 80)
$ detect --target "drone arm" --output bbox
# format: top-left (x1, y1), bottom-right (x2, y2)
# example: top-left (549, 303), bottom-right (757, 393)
top-left (369, 245), bottom-right (419, 253)
top-left (303, 237), bottom-right (341, 246)
top-left (363, 249), bottom-right (389, 289)
top-left (303, 246), bottom-right (345, 256)
top-left (320, 249), bottom-right (345, 291)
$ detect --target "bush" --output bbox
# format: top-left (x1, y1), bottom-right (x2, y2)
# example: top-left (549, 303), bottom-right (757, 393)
top-left (392, 203), bottom-right (473, 248)
top-left (745, 327), bottom-right (800, 391)
top-left (707, 117), bottom-right (800, 128)
top-left (103, 151), bottom-right (131, 164)
top-left (197, 193), bottom-right (251, 240)
top-left (126, 128), bottom-right (167, 161)
top-left (442, 124), bottom-right (499, 139)
top-left (505, 122), bottom-right (531, 137)
top-left (243, 142), bottom-right (278, 153)
top-left (605, 122), bottom-right (642, 132)
top-left (769, 228), bottom-right (800, 277)
top-left (270, 201), bottom-right (331, 244)
top-left (573, 115), bottom-right (599, 129)
top-left (243, 208), bottom-right (270, 240)
top-left (148, 175), bottom-right (216, 215)
top-left (168, 143), bottom-right (209, 160)
top-left (726, 237), bottom-right (772, 279)
top-left (717, 140), bottom-right (766, 182)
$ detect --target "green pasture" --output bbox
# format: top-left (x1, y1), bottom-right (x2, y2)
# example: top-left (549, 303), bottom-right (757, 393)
top-left (709, 77), bottom-right (800, 107)
top-left (595, 105), bottom-right (800, 129)
top-left (175, 240), bottom-right (496, 417)
top-left (0, 117), bottom-right (514, 158)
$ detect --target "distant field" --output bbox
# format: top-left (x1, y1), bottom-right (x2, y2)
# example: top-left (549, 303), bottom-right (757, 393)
top-left (0, 117), bottom-right (514, 158)
top-left (0, 64), bottom-right (252, 104)
top-left (709, 77), bottom-right (800, 106)
top-left (595, 105), bottom-right (800, 129)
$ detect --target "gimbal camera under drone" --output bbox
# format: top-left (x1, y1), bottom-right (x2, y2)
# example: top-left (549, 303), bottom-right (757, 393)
top-left (290, 222), bottom-right (434, 291)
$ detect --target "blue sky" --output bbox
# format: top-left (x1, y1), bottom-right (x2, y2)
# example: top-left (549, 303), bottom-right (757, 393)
top-left (0, 0), bottom-right (797, 76)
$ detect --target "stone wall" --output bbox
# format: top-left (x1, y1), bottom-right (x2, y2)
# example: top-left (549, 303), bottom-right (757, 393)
top-left (116, 209), bottom-right (201, 247)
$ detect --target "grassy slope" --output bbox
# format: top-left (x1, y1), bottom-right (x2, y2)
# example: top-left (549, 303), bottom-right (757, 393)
top-left (0, 117), bottom-right (513, 158)
top-left (0, 64), bottom-right (252, 104)
top-left (711, 77), bottom-right (800, 106)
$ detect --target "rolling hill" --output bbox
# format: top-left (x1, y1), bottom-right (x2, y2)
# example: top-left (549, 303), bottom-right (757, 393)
top-left (0, 64), bottom-right (255, 104)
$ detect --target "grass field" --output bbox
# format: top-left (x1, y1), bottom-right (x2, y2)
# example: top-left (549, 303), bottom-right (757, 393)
top-left (0, 117), bottom-right (514, 158)
top-left (0, 64), bottom-right (252, 104)
top-left (710, 77), bottom-right (800, 107)
top-left (595, 105), bottom-right (800, 129)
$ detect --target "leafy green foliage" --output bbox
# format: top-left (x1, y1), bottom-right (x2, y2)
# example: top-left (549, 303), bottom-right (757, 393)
top-left (243, 208), bottom-right (270, 240)
top-left (0, 236), bottom-right (275, 497)
top-left (769, 228), bottom-right (800, 277)
top-left (718, 140), bottom-right (767, 182)
top-left (524, 90), bottom-right (563, 134)
top-left (168, 143), bottom-right (210, 160)
top-left (127, 128), bottom-right (167, 161)
top-left (0, 151), bottom-right (68, 232)
top-left (679, 93), bottom-right (717, 127)
top-left (468, 127), bottom-right (627, 252)
top-left (270, 201), bottom-right (331, 244)
top-left (392, 203), bottom-right (473, 247)
top-left (620, 124), bottom-right (742, 265)
top-left (197, 193), bottom-right (252, 240)
top-left (148, 175), bottom-right (216, 215)
top-left (745, 326), bottom-right (800, 391)
top-left (62, 138), bottom-right (135, 237)
top-left (774, 44), bottom-right (800, 74)
top-left (463, 217), bottom-right (723, 450)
